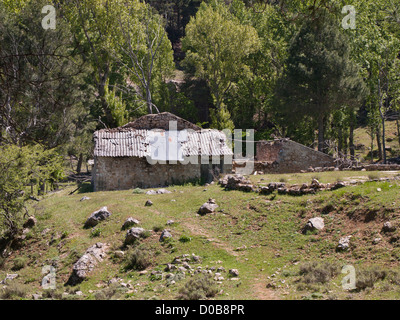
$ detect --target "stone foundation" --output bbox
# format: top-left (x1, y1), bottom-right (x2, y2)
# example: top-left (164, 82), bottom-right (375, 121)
top-left (93, 156), bottom-right (232, 191)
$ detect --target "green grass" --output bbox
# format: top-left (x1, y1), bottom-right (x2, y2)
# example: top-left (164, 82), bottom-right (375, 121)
top-left (2, 171), bottom-right (400, 300)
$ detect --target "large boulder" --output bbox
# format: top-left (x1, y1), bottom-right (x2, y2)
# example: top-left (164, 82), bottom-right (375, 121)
top-left (125, 227), bottom-right (146, 245)
top-left (302, 217), bottom-right (325, 234)
top-left (84, 207), bottom-right (111, 228)
top-left (198, 199), bottom-right (219, 215)
top-left (66, 242), bottom-right (109, 285)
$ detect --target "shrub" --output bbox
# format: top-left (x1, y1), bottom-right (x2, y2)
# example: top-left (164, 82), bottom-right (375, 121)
top-left (299, 262), bottom-right (339, 284)
top-left (0, 282), bottom-right (28, 299)
top-left (177, 275), bottom-right (218, 300)
top-left (123, 247), bottom-right (152, 271)
top-left (179, 235), bottom-right (191, 243)
top-left (132, 188), bottom-right (145, 194)
top-left (11, 257), bottom-right (27, 271)
top-left (355, 268), bottom-right (387, 291)
top-left (152, 225), bottom-right (163, 232)
top-left (94, 283), bottom-right (122, 300)
top-left (90, 228), bottom-right (102, 238)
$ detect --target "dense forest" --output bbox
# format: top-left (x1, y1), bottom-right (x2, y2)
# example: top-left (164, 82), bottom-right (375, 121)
top-left (0, 0), bottom-right (399, 235)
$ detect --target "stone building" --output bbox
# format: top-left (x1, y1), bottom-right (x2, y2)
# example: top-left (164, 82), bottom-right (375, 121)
top-left (92, 112), bottom-right (233, 191)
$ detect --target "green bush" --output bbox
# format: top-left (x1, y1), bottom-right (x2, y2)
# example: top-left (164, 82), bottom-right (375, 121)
top-left (123, 247), bottom-right (152, 271)
top-left (179, 235), bottom-right (192, 243)
top-left (177, 275), bottom-right (218, 300)
top-left (11, 257), bottom-right (27, 271)
top-left (0, 282), bottom-right (28, 299)
top-left (90, 228), bottom-right (102, 238)
top-left (299, 262), bottom-right (339, 284)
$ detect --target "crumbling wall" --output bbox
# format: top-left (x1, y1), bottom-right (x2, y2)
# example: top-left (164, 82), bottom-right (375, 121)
top-left (253, 139), bottom-right (335, 174)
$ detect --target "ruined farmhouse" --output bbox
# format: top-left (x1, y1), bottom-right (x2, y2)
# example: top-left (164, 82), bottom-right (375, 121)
top-left (92, 112), bottom-right (233, 191)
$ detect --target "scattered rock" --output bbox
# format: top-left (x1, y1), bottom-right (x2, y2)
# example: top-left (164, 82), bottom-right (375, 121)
top-left (125, 227), bottom-right (146, 245)
top-left (198, 198), bottom-right (219, 215)
top-left (23, 216), bottom-right (37, 229)
top-left (145, 200), bottom-right (153, 206)
top-left (166, 220), bottom-right (175, 225)
top-left (66, 242), bottom-right (109, 285)
top-left (373, 237), bottom-right (382, 245)
top-left (32, 293), bottom-right (42, 300)
top-left (122, 217), bottom-right (140, 230)
top-left (157, 189), bottom-right (172, 194)
top-left (159, 229), bottom-right (172, 242)
top-left (229, 269), bottom-right (239, 277)
top-left (80, 196), bottom-right (90, 201)
top-left (382, 221), bottom-right (396, 233)
top-left (0, 273), bottom-right (18, 285)
top-left (84, 207), bottom-right (111, 228)
top-left (114, 251), bottom-right (125, 258)
top-left (337, 236), bottom-right (352, 251)
top-left (302, 217), bottom-right (324, 234)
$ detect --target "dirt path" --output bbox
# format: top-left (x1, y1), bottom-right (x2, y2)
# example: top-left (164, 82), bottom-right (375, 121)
top-left (251, 276), bottom-right (280, 300)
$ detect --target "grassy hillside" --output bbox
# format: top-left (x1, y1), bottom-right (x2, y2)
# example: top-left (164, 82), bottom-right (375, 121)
top-left (2, 170), bottom-right (400, 300)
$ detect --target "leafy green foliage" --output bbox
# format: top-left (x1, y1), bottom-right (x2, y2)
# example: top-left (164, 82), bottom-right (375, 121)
top-left (0, 144), bottom-right (64, 237)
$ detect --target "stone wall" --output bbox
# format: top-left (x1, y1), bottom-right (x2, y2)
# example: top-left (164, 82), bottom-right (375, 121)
top-left (251, 139), bottom-right (335, 174)
top-left (122, 112), bottom-right (201, 131)
top-left (93, 156), bottom-right (232, 191)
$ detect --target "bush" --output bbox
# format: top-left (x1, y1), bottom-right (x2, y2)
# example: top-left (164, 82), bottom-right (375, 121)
top-left (179, 235), bottom-right (191, 243)
top-left (299, 262), bottom-right (339, 284)
top-left (152, 225), bottom-right (163, 232)
top-left (177, 275), bottom-right (218, 300)
top-left (94, 283), bottom-right (123, 300)
top-left (123, 247), bottom-right (152, 271)
top-left (0, 282), bottom-right (28, 299)
top-left (90, 228), bottom-right (102, 238)
top-left (11, 257), bottom-right (27, 271)
top-left (355, 268), bottom-right (387, 291)
top-left (132, 188), bottom-right (145, 194)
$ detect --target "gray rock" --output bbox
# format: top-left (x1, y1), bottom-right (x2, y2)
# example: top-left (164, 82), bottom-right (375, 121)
top-left (32, 293), bottom-right (42, 300)
top-left (0, 273), bottom-right (18, 284)
top-left (166, 220), bottom-right (175, 225)
top-left (303, 217), bottom-right (325, 234)
top-left (114, 251), bottom-right (125, 258)
top-left (159, 229), bottom-right (172, 242)
top-left (84, 207), bottom-right (111, 228)
top-left (157, 189), bottom-right (172, 194)
top-left (337, 236), bottom-right (352, 251)
top-left (80, 196), bottom-right (90, 201)
top-left (229, 269), bottom-right (239, 277)
top-left (67, 242), bottom-right (109, 285)
top-left (198, 198), bottom-right (219, 215)
top-left (125, 227), bottom-right (146, 245)
top-left (145, 190), bottom-right (158, 195)
top-left (122, 217), bottom-right (140, 230)
top-left (145, 200), bottom-right (153, 206)
top-left (382, 221), bottom-right (396, 233)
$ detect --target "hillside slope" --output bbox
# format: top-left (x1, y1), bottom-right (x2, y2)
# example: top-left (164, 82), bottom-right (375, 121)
top-left (1, 171), bottom-right (400, 300)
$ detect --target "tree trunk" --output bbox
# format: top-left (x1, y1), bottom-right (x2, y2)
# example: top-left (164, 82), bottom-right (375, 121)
top-left (376, 128), bottom-right (382, 161)
top-left (349, 122), bottom-right (355, 161)
top-left (397, 119), bottom-right (400, 147)
top-left (76, 153), bottom-right (83, 175)
top-left (338, 127), bottom-right (343, 154)
top-left (318, 114), bottom-right (325, 153)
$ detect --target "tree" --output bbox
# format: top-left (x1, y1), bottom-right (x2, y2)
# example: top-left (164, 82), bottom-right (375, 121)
top-left (0, 144), bottom-right (64, 238)
top-left (276, 16), bottom-right (367, 153)
top-left (117, 1), bottom-right (175, 114)
top-left (0, 0), bottom-right (88, 147)
top-left (182, 0), bottom-right (260, 130)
